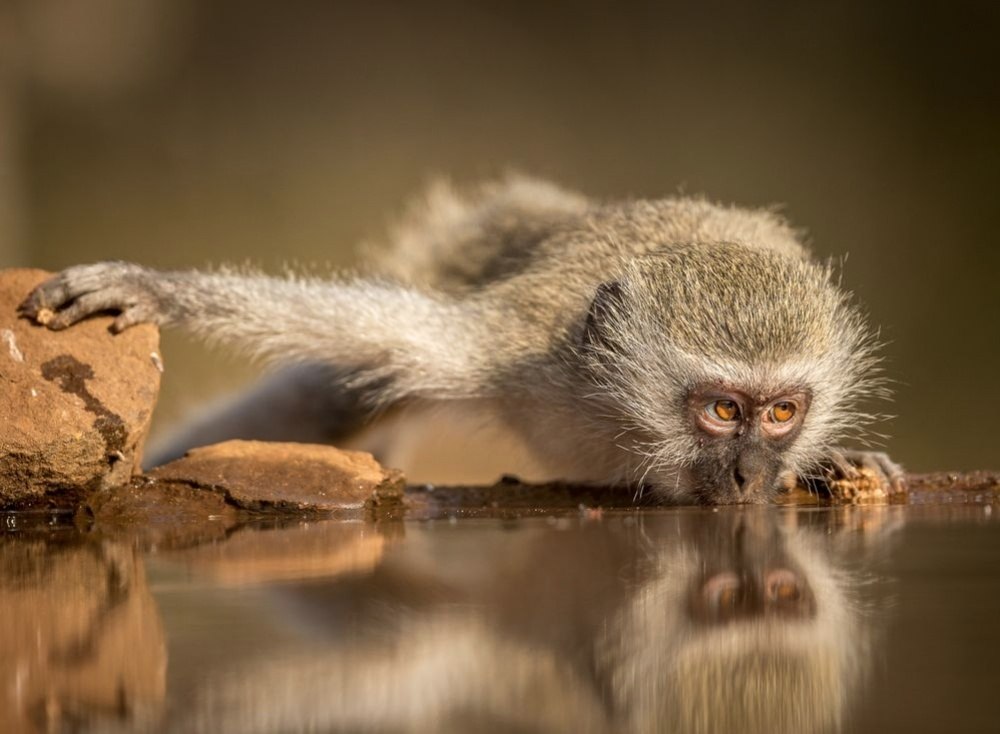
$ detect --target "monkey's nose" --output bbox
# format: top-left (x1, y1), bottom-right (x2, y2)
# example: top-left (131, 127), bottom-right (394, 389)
top-left (733, 466), bottom-right (765, 495)
top-left (733, 467), bottom-right (747, 491)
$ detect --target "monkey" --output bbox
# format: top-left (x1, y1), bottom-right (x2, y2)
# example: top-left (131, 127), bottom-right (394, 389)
top-left (19, 175), bottom-right (905, 504)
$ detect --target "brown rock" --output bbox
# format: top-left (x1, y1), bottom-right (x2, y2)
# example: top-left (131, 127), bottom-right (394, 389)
top-left (906, 471), bottom-right (1000, 493)
top-left (82, 476), bottom-right (240, 548)
top-left (148, 440), bottom-right (405, 514)
top-left (0, 269), bottom-right (162, 507)
top-left (825, 466), bottom-right (889, 503)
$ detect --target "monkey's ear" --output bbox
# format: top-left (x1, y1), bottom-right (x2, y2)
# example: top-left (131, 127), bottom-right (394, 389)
top-left (582, 280), bottom-right (626, 352)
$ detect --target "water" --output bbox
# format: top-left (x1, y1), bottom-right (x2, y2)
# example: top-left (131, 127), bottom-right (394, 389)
top-left (3, 501), bottom-right (1000, 733)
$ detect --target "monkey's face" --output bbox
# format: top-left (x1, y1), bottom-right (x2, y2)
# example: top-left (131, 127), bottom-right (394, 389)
top-left (578, 246), bottom-right (883, 504)
top-left (684, 385), bottom-right (811, 504)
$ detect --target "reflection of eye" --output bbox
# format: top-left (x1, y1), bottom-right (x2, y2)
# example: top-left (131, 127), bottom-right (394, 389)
top-left (769, 402), bottom-right (796, 423)
top-left (707, 400), bottom-right (740, 421)
top-left (703, 571), bottom-right (741, 615)
top-left (765, 569), bottom-right (801, 602)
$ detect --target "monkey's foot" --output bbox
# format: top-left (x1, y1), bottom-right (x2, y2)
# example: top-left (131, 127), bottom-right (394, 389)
top-left (803, 449), bottom-right (907, 503)
top-left (19, 262), bottom-right (163, 332)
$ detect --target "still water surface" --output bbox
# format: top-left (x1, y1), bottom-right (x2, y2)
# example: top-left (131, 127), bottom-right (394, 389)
top-left (3, 502), bottom-right (1000, 733)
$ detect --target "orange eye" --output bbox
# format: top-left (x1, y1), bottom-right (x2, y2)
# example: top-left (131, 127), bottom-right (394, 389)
top-left (770, 402), bottom-right (796, 423)
top-left (709, 400), bottom-right (740, 421)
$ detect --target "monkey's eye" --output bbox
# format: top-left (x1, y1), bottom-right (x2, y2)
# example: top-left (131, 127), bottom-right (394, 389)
top-left (768, 402), bottom-right (796, 423)
top-left (707, 400), bottom-right (740, 422)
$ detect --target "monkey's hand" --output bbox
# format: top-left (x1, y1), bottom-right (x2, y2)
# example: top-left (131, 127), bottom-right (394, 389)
top-left (804, 448), bottom-right (907, 502)
top-left (19, 262), bottom-right (171, 333)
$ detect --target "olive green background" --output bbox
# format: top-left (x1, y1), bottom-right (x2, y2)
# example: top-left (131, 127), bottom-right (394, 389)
top-left (2, 1), bottom-right (998, 471)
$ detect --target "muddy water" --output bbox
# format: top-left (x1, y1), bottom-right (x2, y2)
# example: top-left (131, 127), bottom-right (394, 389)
top-left (3, 502), bottom-right (1000, 733)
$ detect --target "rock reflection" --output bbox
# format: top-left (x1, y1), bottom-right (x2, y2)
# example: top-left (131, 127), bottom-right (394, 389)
top-left (165, 520), bottom-right (388, 586)
top-left (175, 508), bottom-right (894, 734)
top-left (0, 529), bottom-right (166, 733)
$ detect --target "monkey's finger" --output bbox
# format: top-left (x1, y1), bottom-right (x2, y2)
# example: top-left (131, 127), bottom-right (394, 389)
top-left (826, 450), bottom-right (861, 480)
top-left (112, 305), bottom-right (155, 333)
top-left (890, 471), bottom-right (907, 496)
top-left (19, 265), bottom-right (112, 319)
top-left (851, 451), bottom-right (906, 496)
top-left (19, 280), bottom-right (71, 320)
top-left (872, 452), bottom-right (907, 495)
top-left (47, 292), bottom-right (129, 330)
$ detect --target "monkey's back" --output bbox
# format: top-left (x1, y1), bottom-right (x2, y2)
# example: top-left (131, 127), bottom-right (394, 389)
top-left (369, 175), bottom-right (588, 291)
top-left (371, 175), bottom-right (809, 293)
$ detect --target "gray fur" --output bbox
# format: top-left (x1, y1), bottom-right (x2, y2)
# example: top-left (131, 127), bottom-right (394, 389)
top-left (21, 175), bottom-right (898, 503)
top-left (144, 362), bottom-right (379, 467)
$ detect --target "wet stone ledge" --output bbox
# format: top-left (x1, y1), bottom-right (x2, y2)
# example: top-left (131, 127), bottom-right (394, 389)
top-left (0, 467), bottom-right (994, 554)
top-left (73, 467), bottom-right (1000, 542)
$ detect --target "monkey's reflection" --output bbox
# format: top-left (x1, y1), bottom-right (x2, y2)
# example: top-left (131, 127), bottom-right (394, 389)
top-left (174, 508), bottom-right (895, 734)
top-left (599, 512), bottom-right (873, 734)
top-left (687, 520), bottom-right (817, 626)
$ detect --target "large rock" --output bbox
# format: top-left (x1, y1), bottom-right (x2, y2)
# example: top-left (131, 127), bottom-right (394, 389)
top-left (148, 440), bottom-right (405, 514)
top-left (0, 269), bottom-right (162, 507)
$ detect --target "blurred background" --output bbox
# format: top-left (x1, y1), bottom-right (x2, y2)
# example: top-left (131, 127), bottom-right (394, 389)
top-left (1, 0), bottom-right (997, 472)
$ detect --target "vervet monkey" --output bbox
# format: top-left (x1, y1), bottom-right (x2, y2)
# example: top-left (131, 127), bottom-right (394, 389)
top-left (21, 176), bottom-right (904, 503)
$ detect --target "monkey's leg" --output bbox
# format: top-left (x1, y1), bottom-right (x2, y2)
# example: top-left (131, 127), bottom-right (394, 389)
top-left (802, 448), bottom-right (907, 500)
top-left (144, 363), bottom-right (377, 468)
top-left (20, 261), bottom-right (495, 401)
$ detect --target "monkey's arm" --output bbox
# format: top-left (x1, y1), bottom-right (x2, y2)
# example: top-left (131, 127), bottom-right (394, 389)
top-left (20, 262), bottom-right (495, 400)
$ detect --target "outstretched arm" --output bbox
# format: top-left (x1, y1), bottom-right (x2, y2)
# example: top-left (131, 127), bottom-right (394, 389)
top-left (20, 262), bottom-right (495, 401)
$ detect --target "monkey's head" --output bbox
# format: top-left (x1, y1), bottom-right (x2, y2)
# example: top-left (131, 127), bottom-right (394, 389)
top-left (579, 242), bottom-right (882, 504)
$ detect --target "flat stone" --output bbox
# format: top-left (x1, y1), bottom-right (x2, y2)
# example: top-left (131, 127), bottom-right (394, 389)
top-left (81, 476), bottom-right (239, 548)
top-left (0, 269), bottom-right (162, 508)
top-left (148, 440), bottom-right (404, 514)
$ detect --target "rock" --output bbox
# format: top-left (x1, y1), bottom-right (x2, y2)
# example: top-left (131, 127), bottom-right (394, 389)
top-left (0, 269), bottom-right (162, 508)
top-left (148, 440), bottom-right (405, 514)
top-left (906, 471), bottom-right (1000, 494)
top-left (824, 466), bottom-right (889, 503)
top-left (82, 476), bottom-right (240, 548)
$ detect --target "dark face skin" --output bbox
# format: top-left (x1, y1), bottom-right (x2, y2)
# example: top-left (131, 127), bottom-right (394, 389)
top-left (686, 384), bottom-right (810, 504)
